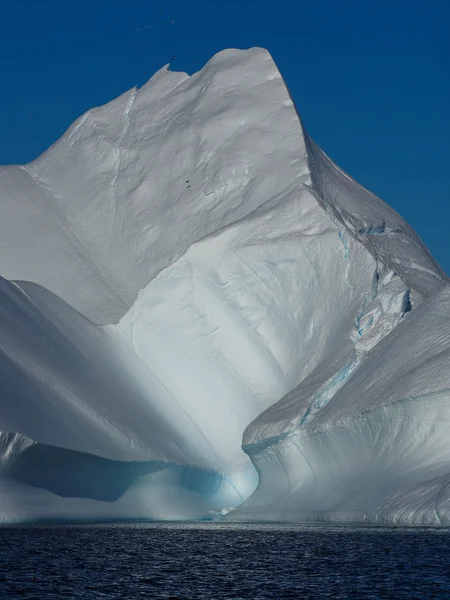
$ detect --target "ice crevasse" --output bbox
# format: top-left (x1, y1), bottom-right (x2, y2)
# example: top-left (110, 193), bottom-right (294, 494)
top-left (0, 47), bottom-right (449, 524)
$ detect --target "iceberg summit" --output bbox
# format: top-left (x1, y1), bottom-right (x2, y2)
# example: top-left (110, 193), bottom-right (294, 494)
top-left (1, 48), bottom-right (449, 524)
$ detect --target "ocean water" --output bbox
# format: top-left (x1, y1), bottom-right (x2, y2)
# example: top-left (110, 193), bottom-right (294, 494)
top-left (1, 522), bottom-right (450, 599)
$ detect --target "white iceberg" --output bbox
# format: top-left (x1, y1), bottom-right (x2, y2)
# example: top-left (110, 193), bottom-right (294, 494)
top-left (0, 48), bottom-right (449, 524)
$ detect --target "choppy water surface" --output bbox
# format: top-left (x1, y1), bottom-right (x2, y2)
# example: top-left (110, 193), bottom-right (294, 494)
top-left (1, 522), bottom-right (450, 599)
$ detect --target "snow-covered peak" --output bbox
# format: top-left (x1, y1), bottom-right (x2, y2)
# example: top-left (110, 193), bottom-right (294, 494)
top-left (0, 48), bottom-right (445, 325)
top-left (0, 48), bottom-right (310, 324)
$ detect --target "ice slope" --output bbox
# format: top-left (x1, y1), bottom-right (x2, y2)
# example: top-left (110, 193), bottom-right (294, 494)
top-left (0, 278), bottom-right (246, 521)
top-left (0, 49), bottom-right (311, 325)
top-left (231, 288), bottom-right (450, 524)
top-left (229, 126), bottom-right (450, 524)
top-left (305, 135), bottom-right (445, 299)
top-left (0, 47), bottom-right (449, 523)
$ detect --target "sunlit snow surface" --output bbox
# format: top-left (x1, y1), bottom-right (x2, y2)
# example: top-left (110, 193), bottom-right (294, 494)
top-left (0, 48), bottom-right (449, 524)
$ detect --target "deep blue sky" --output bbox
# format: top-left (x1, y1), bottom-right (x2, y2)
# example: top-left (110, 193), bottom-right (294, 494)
top-left (1, 0), bottom-right (449, 273)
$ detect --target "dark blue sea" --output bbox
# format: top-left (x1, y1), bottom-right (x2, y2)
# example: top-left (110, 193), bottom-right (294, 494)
top-left (1, 522), bottom-right (450, 599)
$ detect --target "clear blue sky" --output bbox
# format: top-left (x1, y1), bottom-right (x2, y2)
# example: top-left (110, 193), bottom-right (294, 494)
top-left (1, 0), bottom-right (449, 273)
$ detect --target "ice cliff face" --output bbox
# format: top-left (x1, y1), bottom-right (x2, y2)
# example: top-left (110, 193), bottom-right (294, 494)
top-left (0, 48), bottom-right (449, 524)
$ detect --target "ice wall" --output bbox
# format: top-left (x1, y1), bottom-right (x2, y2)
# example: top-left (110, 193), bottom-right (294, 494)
top-left (232, 387), bottom-right (450, 525)
top-left (0, 48), bottom-right (449, 524)
top-left (0, 49), bottom-right (311, 325)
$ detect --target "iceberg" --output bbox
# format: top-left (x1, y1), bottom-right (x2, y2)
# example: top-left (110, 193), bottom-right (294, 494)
top-left (0, 48), bottom-right (449, 524)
